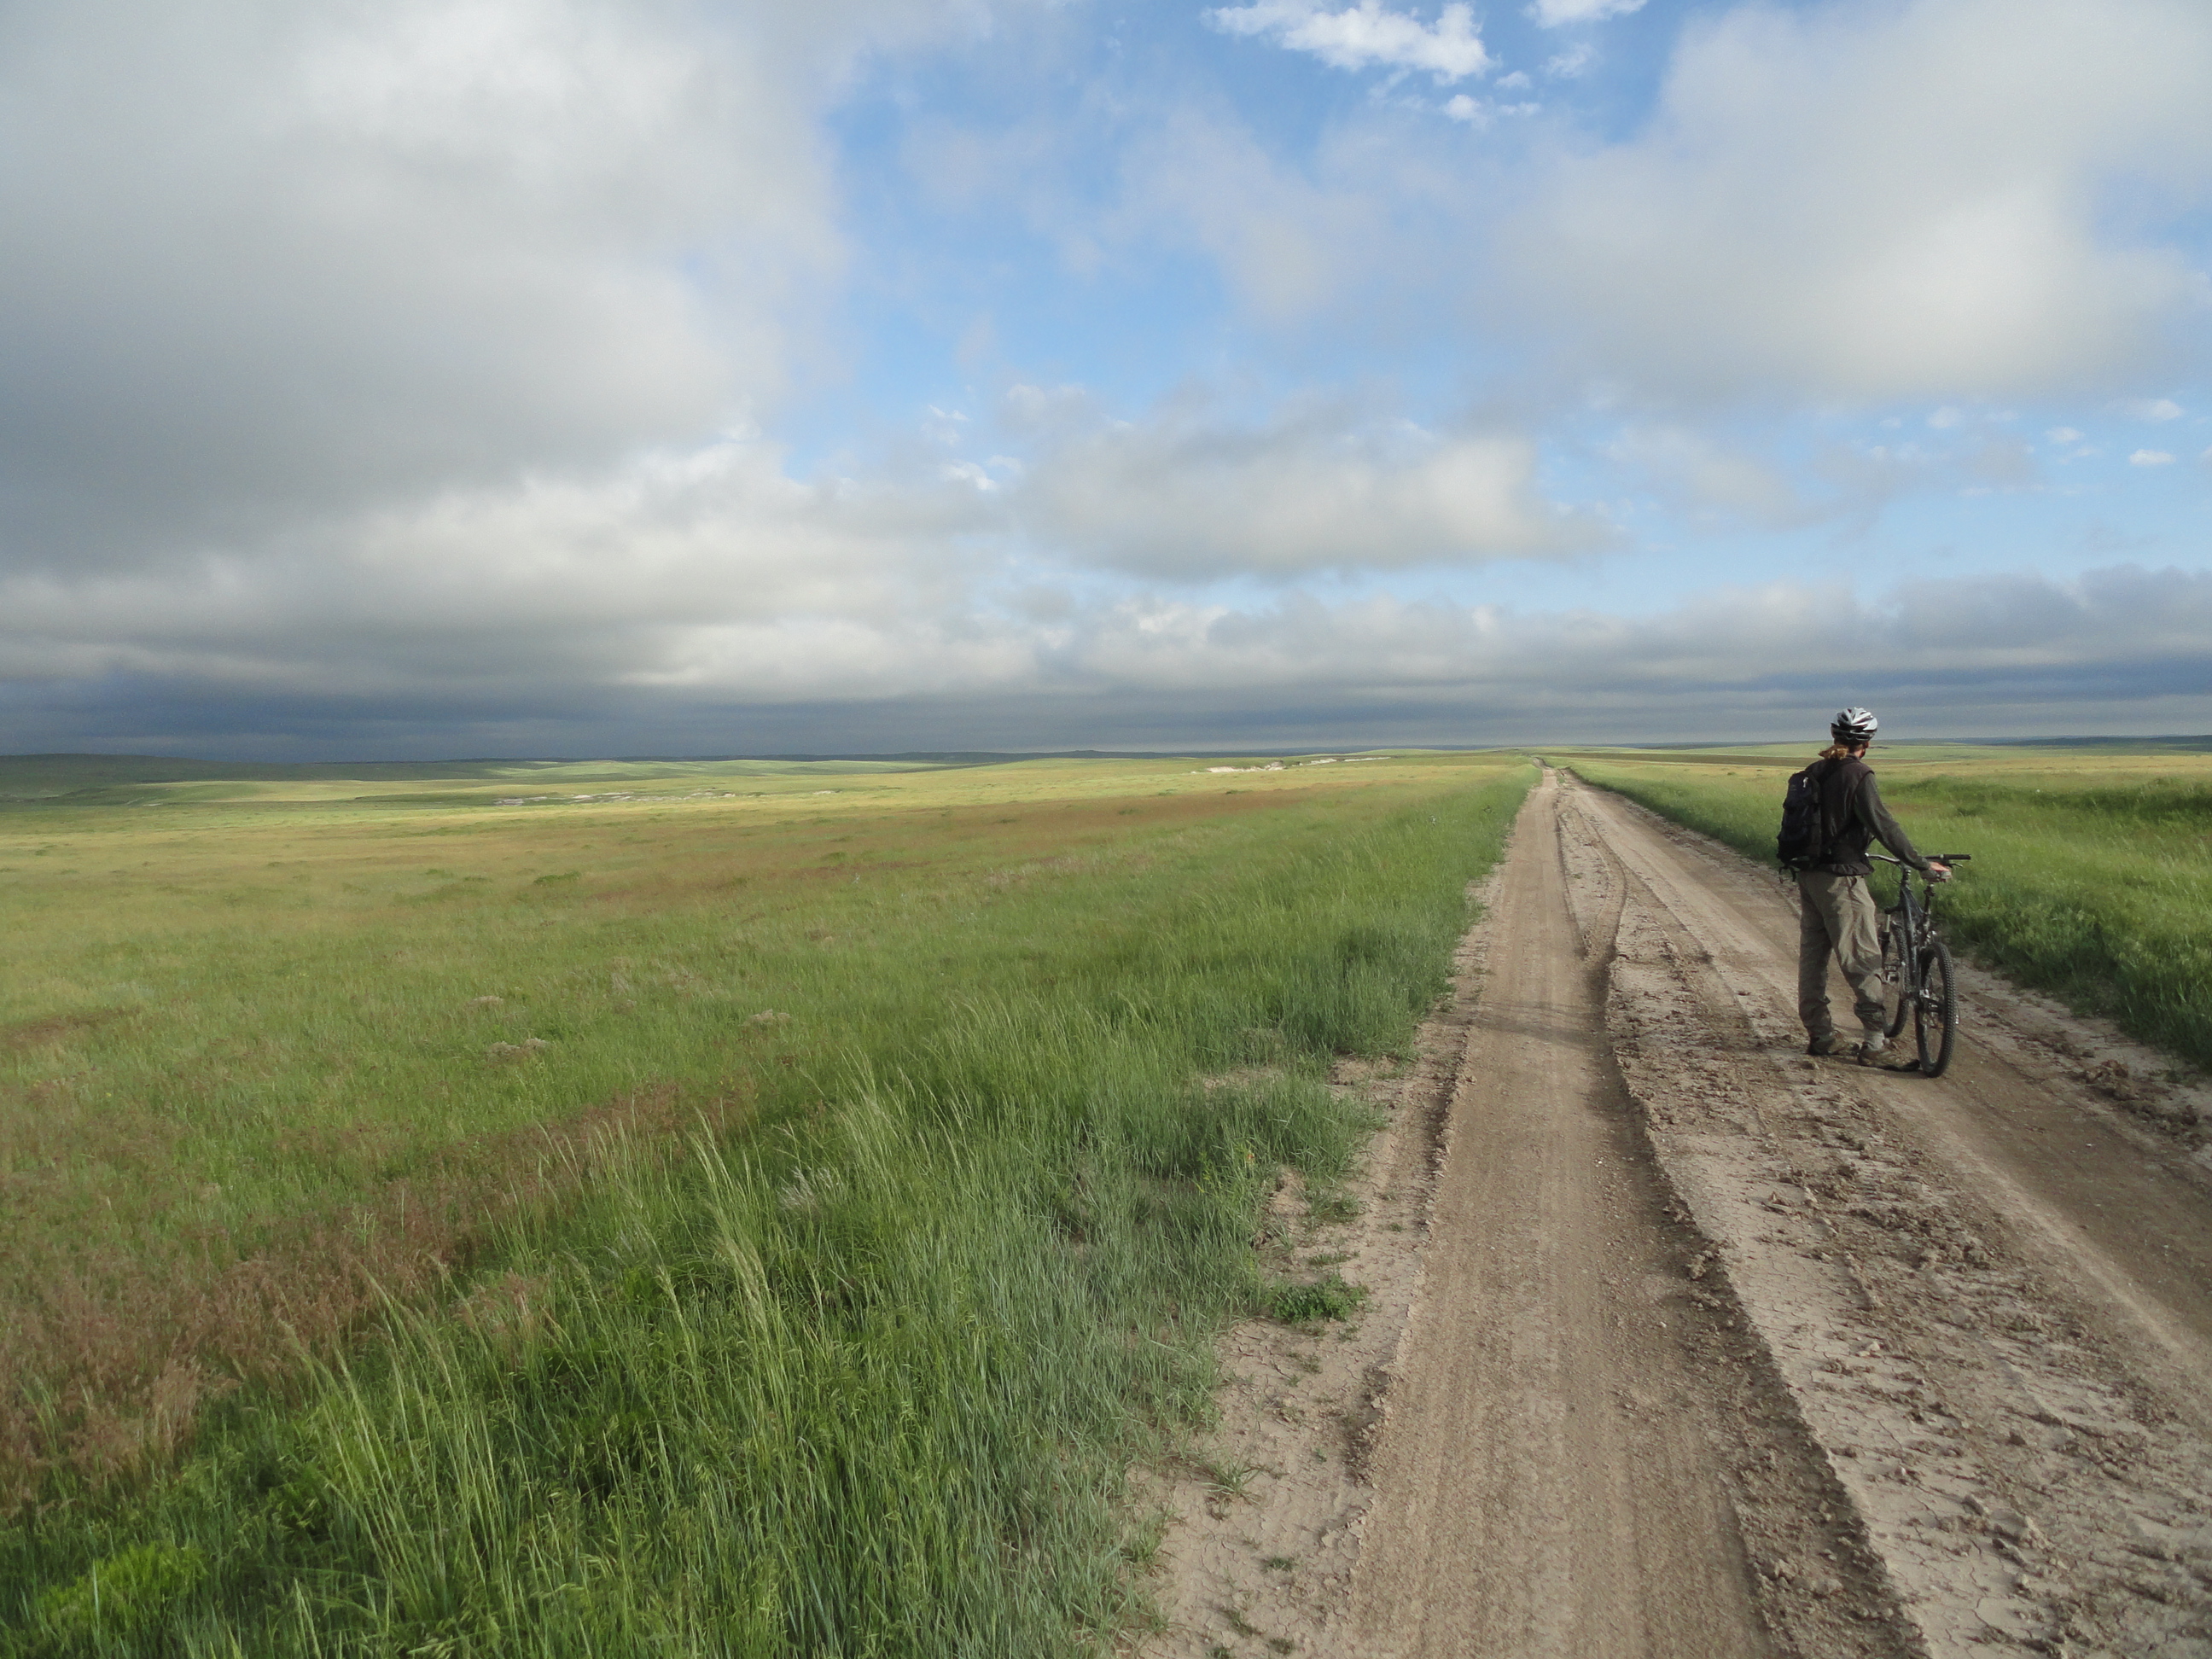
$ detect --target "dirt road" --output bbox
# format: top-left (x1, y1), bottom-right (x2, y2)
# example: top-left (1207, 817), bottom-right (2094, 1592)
top-left (1147, 769), bottom-right (2212, 1658)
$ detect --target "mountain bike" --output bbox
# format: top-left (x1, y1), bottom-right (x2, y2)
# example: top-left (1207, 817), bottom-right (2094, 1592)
top-left (1872, 852), bottom-right (1971, 1078)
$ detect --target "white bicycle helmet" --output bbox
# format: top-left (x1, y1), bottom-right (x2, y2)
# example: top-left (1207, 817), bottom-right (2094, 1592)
top-left (1831, 706), bottom-right (1879, 742)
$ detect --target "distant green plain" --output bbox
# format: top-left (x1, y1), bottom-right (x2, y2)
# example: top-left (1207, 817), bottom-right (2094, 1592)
top-left (1551, 740), bottom-right (2212, 1070)
top-left (2, 748), bottom-right (1531, 1655)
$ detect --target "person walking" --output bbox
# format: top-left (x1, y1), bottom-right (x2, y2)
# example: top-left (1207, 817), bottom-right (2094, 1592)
top-left (1798, 707), bottom-right (1948, 1062)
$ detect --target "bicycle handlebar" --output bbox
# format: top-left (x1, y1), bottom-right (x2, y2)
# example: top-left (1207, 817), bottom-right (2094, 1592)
top-left (1871, 852), bottom-right (1971, 865)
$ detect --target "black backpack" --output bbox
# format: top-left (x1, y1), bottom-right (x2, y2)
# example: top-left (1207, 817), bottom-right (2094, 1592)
top-left (1777, 763), bottom-right (1831, 871)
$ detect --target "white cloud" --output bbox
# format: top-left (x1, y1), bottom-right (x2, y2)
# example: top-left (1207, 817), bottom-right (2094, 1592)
top-left (2129, 449), bottom-right (2176, 465)
top-left (1444, 94), bottom-right (1540, 126)
top-left (1610, 421), bottom-right (2038, 526)
top-left (0, 0), bottom-right (982, 577)
top-left (2120, 398), bottom-right (2186, 420)
top-left (1927, 406), bottom-right (1964, 429)
top-left (1016, 402), bottom-right (1602, 577)
top-left (1544, 43), bottom-right (1595, 76)
top-left (1117, 108), bottom-right (1433, 322)
top-left (1506, 0), bottom-right (2212, 404)
top-left (2046, 427), bottom-right (2085, 444)
top-left (941, 461), bottom-right (1001, 491)
top-left (1608, 427), bottom-right (1814, 527)
top-left (1204, 2), bottom-right (1492, 83)
top-left (1529, 0), bottom-right (1646, 26)
top-left (0, 434), bottom-right (1022, 710)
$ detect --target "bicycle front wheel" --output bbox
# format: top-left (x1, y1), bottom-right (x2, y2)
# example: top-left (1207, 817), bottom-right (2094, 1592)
top-left (1913, 939), bottom-right (1958, 1078)
top-left (1881, 915), bottom-right (1912, 1039)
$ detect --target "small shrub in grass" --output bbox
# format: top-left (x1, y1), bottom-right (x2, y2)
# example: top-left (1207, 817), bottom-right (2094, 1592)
top-left (1307, 1190), bottom-right (1362, 1225)
top-left (29, 1540), bottom-right (205, 1647)
top-left (1266, 1274), bottom-right (1368, 1325)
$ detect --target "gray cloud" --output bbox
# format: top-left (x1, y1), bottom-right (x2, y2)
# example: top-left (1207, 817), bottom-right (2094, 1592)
top-left (5, 562), bottom-right (2204, 756)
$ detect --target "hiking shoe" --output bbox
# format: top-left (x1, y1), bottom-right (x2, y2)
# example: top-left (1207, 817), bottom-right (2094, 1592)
top-left (1806, 1034), bottom-right (1840, 1057)
top-left (1854, 1037), bottom-right (1891, 1066)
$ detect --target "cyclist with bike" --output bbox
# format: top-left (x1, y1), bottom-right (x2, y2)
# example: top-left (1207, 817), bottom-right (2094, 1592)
top-left (1797, 707), bottom-right (1949, 1063)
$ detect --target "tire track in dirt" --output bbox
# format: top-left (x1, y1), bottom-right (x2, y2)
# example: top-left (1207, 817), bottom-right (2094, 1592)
top-left (1340, 775), bottom-right (1854, 1659)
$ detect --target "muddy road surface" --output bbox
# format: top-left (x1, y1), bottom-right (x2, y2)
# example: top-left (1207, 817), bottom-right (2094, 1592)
top-left (1145, 769), bottom-right (2212, 1659)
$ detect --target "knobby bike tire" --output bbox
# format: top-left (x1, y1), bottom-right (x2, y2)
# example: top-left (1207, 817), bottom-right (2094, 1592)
top-left (1915, 939), bottom-right (1959, 1078)
top-left (1882, 914), bottom-right (1913, 1039)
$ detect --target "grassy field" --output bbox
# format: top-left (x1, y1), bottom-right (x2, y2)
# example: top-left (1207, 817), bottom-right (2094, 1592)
top-left (1553, 742), bottom-right (2212, 1070)
top-left (1, 748), bottom-right (1532, 1655)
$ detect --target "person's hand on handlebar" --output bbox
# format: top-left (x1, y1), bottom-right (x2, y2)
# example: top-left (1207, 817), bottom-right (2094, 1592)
top-left (1925, 860), bottom-right (1951, 882)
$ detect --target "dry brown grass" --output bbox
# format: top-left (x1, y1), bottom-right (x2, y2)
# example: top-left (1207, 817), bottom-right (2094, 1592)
top-left (0, 1080), bottom-right (748, 1509)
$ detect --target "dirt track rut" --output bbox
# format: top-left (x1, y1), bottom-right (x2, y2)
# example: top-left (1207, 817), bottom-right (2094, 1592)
top-left (1146, 768), bottom-right (2212, 1659)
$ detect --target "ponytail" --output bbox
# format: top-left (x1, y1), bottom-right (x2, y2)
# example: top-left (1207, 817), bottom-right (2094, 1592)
top-left (1818, 742), bottom-right (1854, 762)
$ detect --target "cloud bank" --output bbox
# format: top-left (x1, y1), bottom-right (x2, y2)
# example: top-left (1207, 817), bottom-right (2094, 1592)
top-left (8, 552), bottom-right (2206, 755)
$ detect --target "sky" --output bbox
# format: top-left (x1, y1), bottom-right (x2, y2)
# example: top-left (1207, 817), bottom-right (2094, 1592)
top-left (1, 0), bottom-right (2208, 760)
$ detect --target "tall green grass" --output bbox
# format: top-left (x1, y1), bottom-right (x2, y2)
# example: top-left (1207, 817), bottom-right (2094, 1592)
top-left (1566, 756), bottom-right (2212, 1069)
top-left (3, 765), bottom-right (1530, 1656)
top-left (0, 760), bottom-right (1461, 1494)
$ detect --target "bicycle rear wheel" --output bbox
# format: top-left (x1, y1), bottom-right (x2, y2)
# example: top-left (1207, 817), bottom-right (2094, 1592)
top-left (1913, 939), bottom-right (1958, 1078)
top-left (1881, 915), bottom-right (1912, 1039)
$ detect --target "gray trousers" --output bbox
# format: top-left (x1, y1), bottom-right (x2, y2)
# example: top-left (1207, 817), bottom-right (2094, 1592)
top-left (1798, 870), bottom-right (1885, 1040)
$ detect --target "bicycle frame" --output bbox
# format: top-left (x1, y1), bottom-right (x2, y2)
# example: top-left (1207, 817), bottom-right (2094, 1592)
top-left (1873, 852), bottom-right (1971, 1076)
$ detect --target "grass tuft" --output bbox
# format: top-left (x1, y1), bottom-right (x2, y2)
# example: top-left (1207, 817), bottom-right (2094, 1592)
top-left (1265, 1275), bottom-right (1369, 1325)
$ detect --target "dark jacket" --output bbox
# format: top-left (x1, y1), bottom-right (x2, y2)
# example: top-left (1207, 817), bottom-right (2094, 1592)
top-left (1814, 756), bottom-right (1931, 876)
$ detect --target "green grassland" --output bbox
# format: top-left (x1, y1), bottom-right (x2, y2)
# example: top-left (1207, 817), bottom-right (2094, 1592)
top-left (1552, 742), bottom-right (2212, 1070)
top-left (2, 748), bottom-right (1532, 1654)
top-left (0, 752), bottom-right (975, 808)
